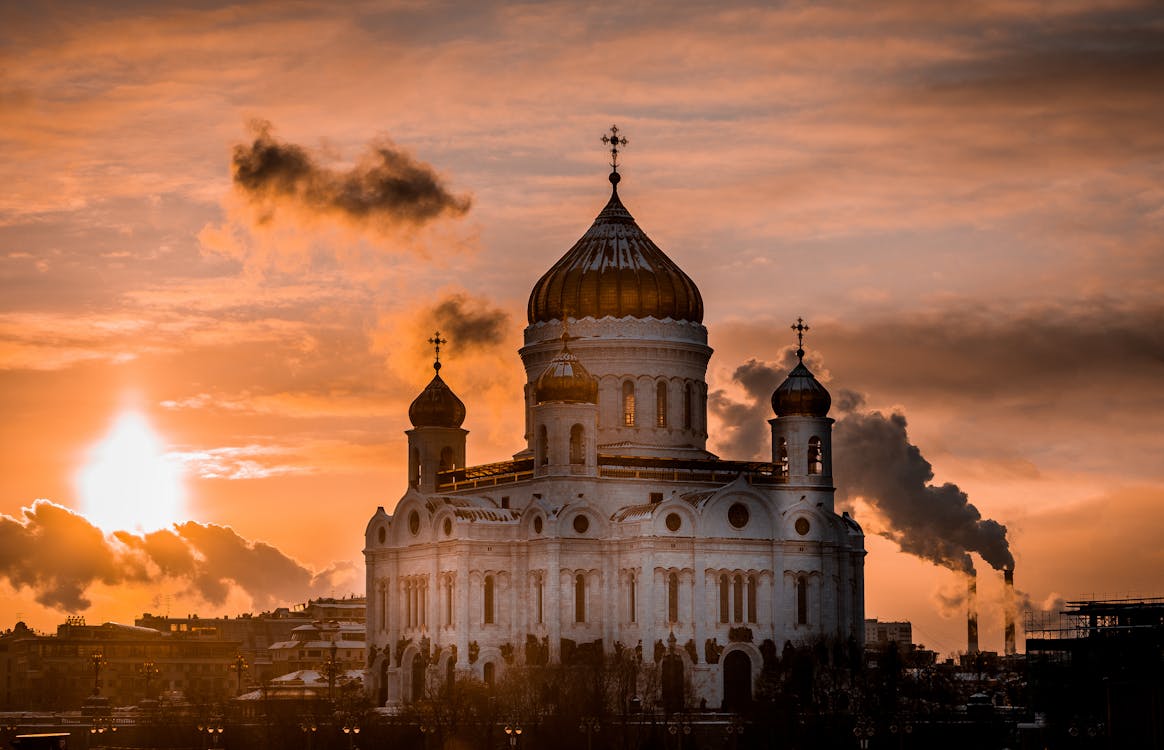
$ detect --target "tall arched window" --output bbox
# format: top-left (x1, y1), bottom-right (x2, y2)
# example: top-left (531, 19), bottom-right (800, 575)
top-left (719, 574), bottom-right (729, 624)
top-left (796, 576), bottom-right (808, 625)
top-left (575, 573), bottom-right (586, 623)
top-left (439, 446), bottom-right (454, 471)
top-left (484, 575), bottom-right (495, 625)
top-left (537, 425), bottom-right (549, 466)
top-left (622, 381), bottom-right (636, 426)
top-left (683, 383), bottom-right (693, 429)
top-left (656, 381), bottom-right (668, 428)
top-left (628, 572), bottom-right (637, 624)
top-left (445, 578), bottom-right (454, 627)
top-left (535, 574), bottom-right (544, 624)
top-left (778, 438), bottom-right (789, 478)
top-left (733, 575), bottom-right (744, 623)
top-left (747, 575), bottom-right (757, 623)
top-left (808, 436), bottom-right (823, 475)
top-left (569, 424), bottom-right (585, 465)
top-left (667, 572), bottom-right (679, 623)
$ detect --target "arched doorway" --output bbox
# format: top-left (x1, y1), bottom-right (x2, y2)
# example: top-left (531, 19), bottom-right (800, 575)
top-left (722, 650), bottom-right (752, 711)
top-left (410, 653), bottom-right (426, 703)
top-left (378, 659), bottom-right (388, 706)
top-left (661, 654), bottom-right (685, 714)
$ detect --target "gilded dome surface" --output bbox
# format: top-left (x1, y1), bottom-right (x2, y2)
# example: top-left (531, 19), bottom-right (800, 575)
top-left (534, 338), bottom-right (598, 404)
top-left (409, 367), bottom-right (466, 428)
top-left (772, 361), bottom-right (832, 418)
top-left (527, 182), bottom-right (703, 324)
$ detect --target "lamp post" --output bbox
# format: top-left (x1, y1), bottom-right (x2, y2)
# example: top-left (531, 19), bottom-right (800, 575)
top-left (89, 650), bottom-right (107, 696)
top-left (198, 718), bottom-right (224, 749)
top-left (342, 719), bottom-right (361, 750)
top-left (230, 655), bottom-right (249, 695)
top-left (667, 715), bottom-right (691, 750)
top-left (321, 641), bottom-right (340, 703)
top-left (299, 721), bottom-right (318, 750)
top-left (854, 717), bottom-right (875, 750)
top-left (888, 717), bottom-right (913, 749)
top-left (504, 722), bottom-right (523, 749)
top-left (724, 716), bottom-right (745, 750)
top-left (578, 717), bottom-right (600, 750)
top-left (419, 720), bottom-right (437, 750)
top-left (138, 659), bottom-right (160, 701)
top-left (89, 716), bottom-right (118, 745)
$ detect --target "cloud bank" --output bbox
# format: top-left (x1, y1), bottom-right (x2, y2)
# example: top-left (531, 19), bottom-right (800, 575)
top-left (0, 500), bottom-right (356, 612)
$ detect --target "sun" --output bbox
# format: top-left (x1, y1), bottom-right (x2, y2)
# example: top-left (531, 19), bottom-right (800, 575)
top-left (77, 411), bottom-right (186, 534)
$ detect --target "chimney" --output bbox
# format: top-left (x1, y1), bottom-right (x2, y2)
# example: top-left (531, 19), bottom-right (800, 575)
top-left (967, 573), bottom-right (979, 654)
top-left (1004, 568), bottom-right (1016, 656)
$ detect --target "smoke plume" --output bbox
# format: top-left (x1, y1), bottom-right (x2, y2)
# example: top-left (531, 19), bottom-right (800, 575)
top-left (232, 120), bottom-right (471, 232)
top-left (0, 500), bottom-right (355, 613)
top-left (708, 353), bottom-right (1014, 574)
top-left (428, 293), bottom-right (510, 351)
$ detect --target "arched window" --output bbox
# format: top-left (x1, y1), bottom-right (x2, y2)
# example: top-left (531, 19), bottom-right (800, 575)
top-left (535, 574), bottom-right (544, 624)
top-left (484, 575), bottom-right (495, 625)
top-left (439, 446), bottom-right (454, 471)
top-left (575, 573), bottom-right (586, 623)
top-left (808, 436), bottom-right (823, 475)
top-left (667, 572), bottom-right (679, 623)
top-left (483, 661), bottom-right (495, 687)
top-left (719, 574), bottom-right (729, 624)
top-left (569, 424), bottom-right (585, 465)
top-left (683, 382), bottom-right (693, 429)
top-left (445, 577), bottom-right (454, 627)
top-left (628, 572), bottom-right (637, 624)
top-left (733, 575), bottom-right (744, 623)
top-left (537, 425), bottom-right (549, 466)
top-left (796, 576), bottom-right (808, 625)
top-left (656, 381), bottom-right (668, 428)
top-left (747, 576), bottom-right (757, 623)
top-left (622, 381), bottom-right (636, 426)
top-left (778, 438), bottom-right (789, 478)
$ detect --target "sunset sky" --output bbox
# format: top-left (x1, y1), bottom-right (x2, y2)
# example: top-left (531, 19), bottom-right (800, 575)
top-left (2, 1), bottom-right (1162, 657)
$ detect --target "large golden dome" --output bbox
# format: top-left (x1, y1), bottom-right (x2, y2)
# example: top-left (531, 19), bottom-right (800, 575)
top-left (527, 176), bottom-right (703, 324)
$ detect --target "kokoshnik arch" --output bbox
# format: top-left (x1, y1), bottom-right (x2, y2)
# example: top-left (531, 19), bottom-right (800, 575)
top-left (363, 129), bottom-right (866, 710)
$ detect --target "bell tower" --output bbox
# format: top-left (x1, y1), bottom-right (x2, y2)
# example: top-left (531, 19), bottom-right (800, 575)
top-left (406, 332), bottom-right (467, 493)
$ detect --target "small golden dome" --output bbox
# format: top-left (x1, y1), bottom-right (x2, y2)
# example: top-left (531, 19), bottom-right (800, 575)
top-left (409, 364), bottom-right (466, 428)
top-left (772, 360), bottom-right (831, 418)
top-left (534, 335), bottom-right (598, 404)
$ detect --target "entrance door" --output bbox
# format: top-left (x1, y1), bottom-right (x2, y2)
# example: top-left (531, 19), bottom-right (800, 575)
top-left (722, 650), bottom-right (752, 711)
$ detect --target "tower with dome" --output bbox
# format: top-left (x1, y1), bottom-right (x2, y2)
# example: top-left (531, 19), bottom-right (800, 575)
top-left (364, 129), bottom-right (865, 711)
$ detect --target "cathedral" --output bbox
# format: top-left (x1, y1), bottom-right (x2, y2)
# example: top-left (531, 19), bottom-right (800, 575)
top-left (364, 134), bottom-right (866, 711)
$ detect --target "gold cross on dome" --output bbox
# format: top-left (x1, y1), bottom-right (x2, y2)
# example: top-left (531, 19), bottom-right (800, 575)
top-left (602, 125), bottom-right (628, 171)
top-left (427, 331), bottom-right (447, 369)
top-left (791, 317), bottom-right (809, 359)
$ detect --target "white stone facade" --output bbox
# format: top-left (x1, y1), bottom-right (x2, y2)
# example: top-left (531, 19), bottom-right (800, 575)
top-left (364, 182), bottom-right (865, 711)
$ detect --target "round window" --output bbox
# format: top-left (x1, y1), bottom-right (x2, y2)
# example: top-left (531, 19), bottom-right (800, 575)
top-left (408, 510), bottom-right (420, 535)
top-left (533, 516), bottom-right (543, 534)
top-left (795, 517), bottom-right (810, 536)
top-left (444, 518), bottom-right (453, 536)
top-left (377, 526), bottom-right (386, 544)
top-left (573, 515), bottom-right (590, 534)
top-left (728, 502), bottom-right (749, 529)
top-left (665, 513), bottom-right (682, 532)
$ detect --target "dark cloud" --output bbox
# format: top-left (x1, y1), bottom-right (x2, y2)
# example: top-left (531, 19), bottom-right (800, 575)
top-left (232, 120), bottom-right (471, 233)
top-left (708, 353), bottom-right (1014, 574)
top-left (0, 500), bottom-right (352, 612)
top-left (427, 293), bottom-right (510, 352)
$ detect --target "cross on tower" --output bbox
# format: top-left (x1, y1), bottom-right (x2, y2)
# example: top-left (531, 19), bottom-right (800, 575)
top-left (428, 331), bottom-right (447, 371)
top-left (791, 317), bottom-right (810, 360)
top-left (602, 125), bottom-right (628, 172)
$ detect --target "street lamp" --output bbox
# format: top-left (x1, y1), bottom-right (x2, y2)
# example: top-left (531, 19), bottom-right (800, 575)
top-left (89, 717), bottom-right (118, 740)
top-left (854, 717), bottom-right (875, 750)
top-left (725, 717), bottom-right (745, 749)
top-left (299, 721), bottom-right (318, 750)
top-left (230, 654), bottom-right (249, 695)
top-left (89, 650), bottom-right (107, 696)
top-left (138, 660), bottom-right (160, 700)
top-left (889, 717), bottom-right (913, 749)
top-left (667, 716), bottom-right (691, 750)
top-left (578, 716), bottom-right (600, 750)
top-left (419, 720), bottom-right (438, 750)
top-left (342, 719), bottom-right (361, 750)
top-left (321, 641), bottom-right (340, 703)
top-left (504, 722), bottom-right (523, 749)
top-left (198, 719), bottom-right (224, 748)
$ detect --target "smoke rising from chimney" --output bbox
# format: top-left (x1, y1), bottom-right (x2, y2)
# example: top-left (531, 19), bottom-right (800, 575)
top-left (0, 500), bottom-right (355, 612)
top-left (967, 573), bottom-right (980, 654)
top-left (707, 353), bottom-right (1015, 575)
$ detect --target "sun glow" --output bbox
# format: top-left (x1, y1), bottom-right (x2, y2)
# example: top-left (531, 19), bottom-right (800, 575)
top-left (78, 411), bottom-right (186, 533)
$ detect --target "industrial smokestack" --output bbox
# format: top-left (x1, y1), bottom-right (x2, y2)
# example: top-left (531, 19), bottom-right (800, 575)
top-left (967, 573), bottom-right (979, 654)
top-left (1004, 568), bottom-right (1016, 656)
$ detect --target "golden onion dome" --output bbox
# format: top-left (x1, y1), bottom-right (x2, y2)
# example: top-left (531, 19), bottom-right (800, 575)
top-left (408, 362), bottom-right (466, 428)
top-left (527, 174), bottom-right (703, 324)
top-left (772, 359), bottom-right (831, 418)
top-left (534, 335), bottom-right (598, 404)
